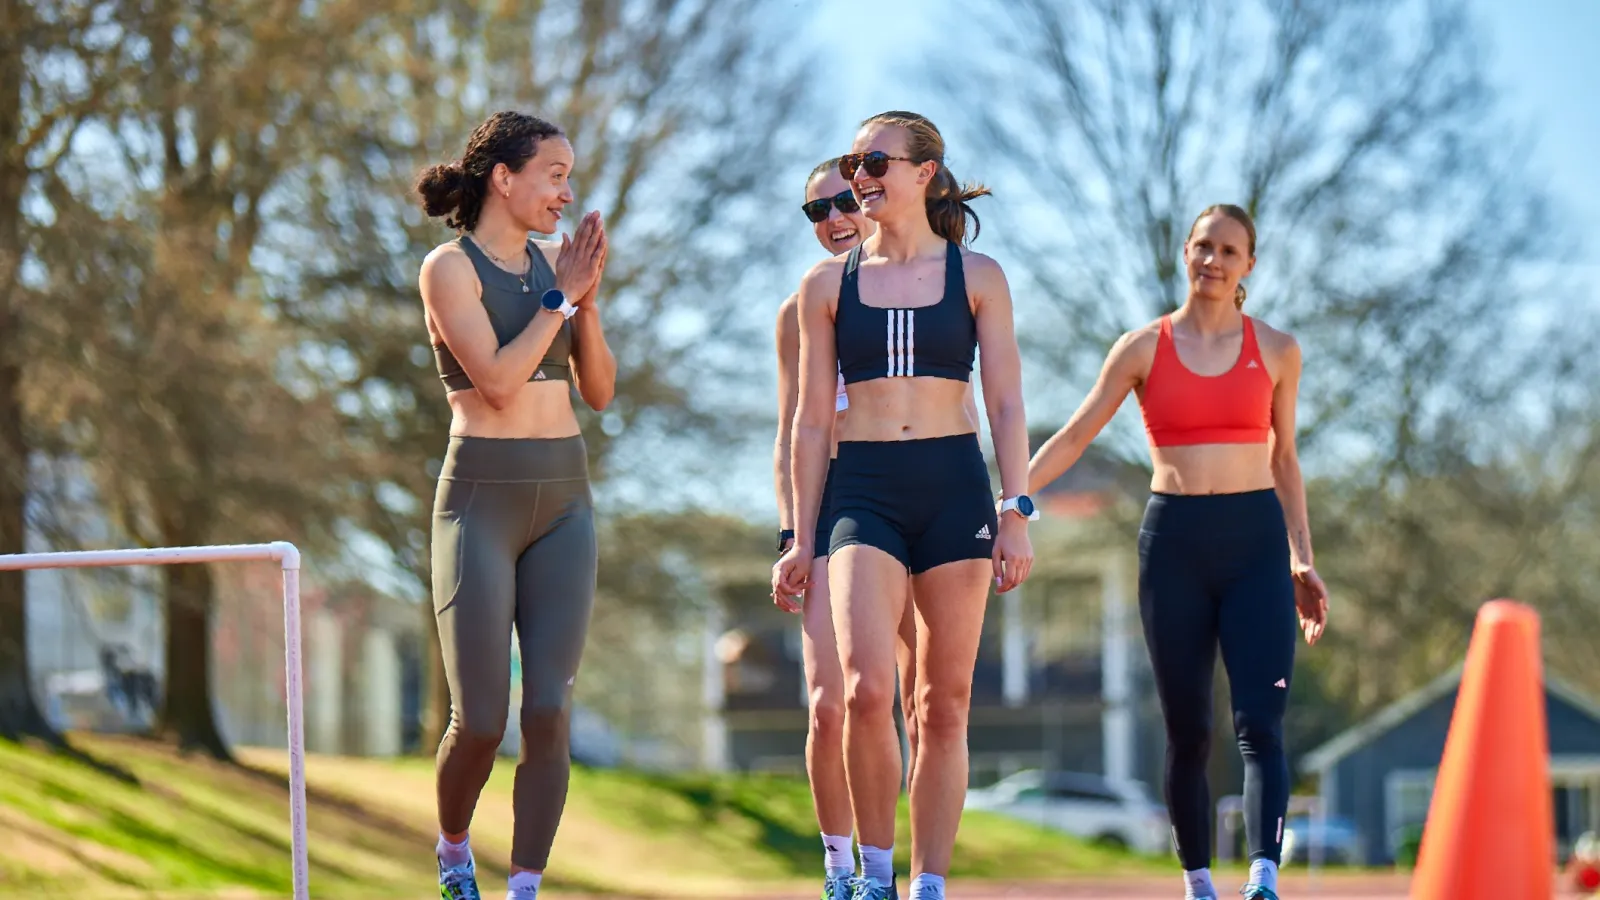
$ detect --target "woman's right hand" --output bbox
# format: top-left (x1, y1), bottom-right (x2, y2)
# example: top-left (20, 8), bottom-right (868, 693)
top-left (772, 543), bottom-right (814, 605)
top-left (555, 211), bottom-right (606, 299)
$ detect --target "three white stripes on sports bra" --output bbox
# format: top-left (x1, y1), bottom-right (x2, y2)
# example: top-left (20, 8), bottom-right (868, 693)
top-left (886, 309), bottom-right (916, 377)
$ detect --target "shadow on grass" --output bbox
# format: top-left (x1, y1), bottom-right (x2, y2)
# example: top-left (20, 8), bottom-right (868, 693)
top-left (15, 768), bottom-right (341, 891)
top-left (8, 816), bottom-right (147, 888)
top-left (622, 772), bottom-right (816, 875)
top-left (1, 732), bottom-right (141, 786)
top-left (229, 757), bottom-right (531, 884)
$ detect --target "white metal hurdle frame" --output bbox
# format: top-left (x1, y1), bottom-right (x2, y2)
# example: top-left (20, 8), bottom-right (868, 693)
top-left (0, 541), bottom-right (309, 900)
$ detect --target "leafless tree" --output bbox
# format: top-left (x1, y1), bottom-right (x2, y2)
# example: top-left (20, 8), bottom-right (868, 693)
top-left (943, 0), bottom-right (1580, 464)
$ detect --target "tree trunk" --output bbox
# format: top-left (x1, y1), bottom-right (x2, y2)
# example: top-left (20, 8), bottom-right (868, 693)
top-left (157, 561), bottom-right (231, 760)
top-left (0, 0), bottom-right (53, 742)
top-left (0, 357), bottom-right (49, 739)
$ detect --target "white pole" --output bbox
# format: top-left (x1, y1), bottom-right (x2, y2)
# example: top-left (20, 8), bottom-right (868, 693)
top-left (275, 542), bottom-right (308, 900)
top-left (0, 541), bottom-right (308, 900)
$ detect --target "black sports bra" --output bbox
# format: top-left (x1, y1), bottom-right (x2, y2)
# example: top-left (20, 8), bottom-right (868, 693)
top-left (835, 241), bottom-right (976, 384)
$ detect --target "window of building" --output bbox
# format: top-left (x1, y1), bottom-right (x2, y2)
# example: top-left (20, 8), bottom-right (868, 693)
top-left (1385, 769), bottom-right (1436, 857)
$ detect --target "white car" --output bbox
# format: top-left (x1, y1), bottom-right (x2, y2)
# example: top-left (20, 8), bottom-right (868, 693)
top-left (963, 769), bottom-right (1172, 856)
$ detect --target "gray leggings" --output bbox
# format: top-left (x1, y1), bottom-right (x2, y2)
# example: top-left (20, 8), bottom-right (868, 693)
top-left (431, 434), bottom-right (597, 871)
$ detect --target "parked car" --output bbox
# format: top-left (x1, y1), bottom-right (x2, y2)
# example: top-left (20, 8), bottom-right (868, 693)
top-left (1280, 814), bottom-right (1364, 866)
top-left (963, 769), bottom-right (1171, 856)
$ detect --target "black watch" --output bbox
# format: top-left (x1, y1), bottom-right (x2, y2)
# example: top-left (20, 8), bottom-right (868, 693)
top-left (777, 529), bottom-right (795, 551)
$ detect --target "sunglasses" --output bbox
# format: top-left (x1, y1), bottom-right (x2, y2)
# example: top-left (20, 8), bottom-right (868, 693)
top-left (802, 190), bottom-right (861, 223)
top-left (838, 150), bottom-right (915, 181)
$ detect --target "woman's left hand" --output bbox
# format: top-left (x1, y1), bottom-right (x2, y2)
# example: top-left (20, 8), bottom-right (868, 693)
top-left (1293, 566), bottom-right (1329, 645)
top-left (992, 514), bottom-right (1034, 593)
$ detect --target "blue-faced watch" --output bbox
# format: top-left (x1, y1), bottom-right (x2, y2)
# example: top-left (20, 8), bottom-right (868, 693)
top-left (998, 494), bottom-right (1039, 521)
top-left (540, 288), bottom-right (577, 319)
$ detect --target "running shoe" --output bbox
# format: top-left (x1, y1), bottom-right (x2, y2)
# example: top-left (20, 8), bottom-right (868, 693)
top-left (821, 873), bottom-right (857, 899)
top-left (851, 875), bottom-right (898, 900)
top-left (1239, 886), bottom-right (1279, 900)
top-left (439, 859), bottom-right (482, 900)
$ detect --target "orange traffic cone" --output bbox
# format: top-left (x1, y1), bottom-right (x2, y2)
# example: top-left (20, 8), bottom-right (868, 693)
top-left (1410, 599), bottom-right (1553, 899)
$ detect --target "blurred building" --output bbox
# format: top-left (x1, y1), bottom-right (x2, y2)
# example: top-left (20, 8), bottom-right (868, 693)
top-left (20, 452), bottom-right (427, 754)
top-left (25, 544), bottom-right (428, 757)
top-left (1300, 665), bottom-right (1600, 865)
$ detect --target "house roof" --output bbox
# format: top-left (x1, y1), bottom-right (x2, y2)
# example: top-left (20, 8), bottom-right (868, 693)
top-left (1299, 663), bottom-right (1600, 775)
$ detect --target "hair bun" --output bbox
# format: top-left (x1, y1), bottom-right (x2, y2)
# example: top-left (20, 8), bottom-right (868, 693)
top-left (416, 162), bottom-right (466, 218)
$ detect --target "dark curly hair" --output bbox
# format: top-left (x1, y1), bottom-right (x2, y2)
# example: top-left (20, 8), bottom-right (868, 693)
top-left (414, 111), bottom-right (565, 233)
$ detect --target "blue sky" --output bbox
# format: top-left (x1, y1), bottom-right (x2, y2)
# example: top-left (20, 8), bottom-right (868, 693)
top-left (801, 0), bottom-right (1600, 250)
top-left (802, 0), bottom-right (1599, 271)
top-left (1468, 0), bottom-right (1600, 247)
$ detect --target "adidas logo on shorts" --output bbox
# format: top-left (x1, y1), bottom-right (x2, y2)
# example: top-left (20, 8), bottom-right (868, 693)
top-left (1274, 678), bottom-right (1287, 688)
top-left (975, 524), bottom-right (991, 540)
top-left (534, 371), bottom-right (548, 380)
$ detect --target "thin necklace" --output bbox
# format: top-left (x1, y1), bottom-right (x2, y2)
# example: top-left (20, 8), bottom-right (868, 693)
top-left (470, 234), bottom-right (533, 293)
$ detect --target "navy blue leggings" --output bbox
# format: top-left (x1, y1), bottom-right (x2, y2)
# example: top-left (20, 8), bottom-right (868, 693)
top-left (1137, 489), bottom-right (1297, 870)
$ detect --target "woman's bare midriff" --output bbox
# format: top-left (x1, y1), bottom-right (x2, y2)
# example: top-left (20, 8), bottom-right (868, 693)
top-left (447, 382), bottom-right (581, 439)
top-left (836, 377), bottom-right (977, 443)
top-left (1149, 443), bottom-right (1276, 495)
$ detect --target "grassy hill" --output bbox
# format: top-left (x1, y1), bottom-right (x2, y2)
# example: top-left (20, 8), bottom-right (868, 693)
top-left (0, 734), bottom-right (1166, 899)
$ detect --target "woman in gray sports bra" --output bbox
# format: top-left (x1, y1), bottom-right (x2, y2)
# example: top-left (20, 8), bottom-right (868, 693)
top-left (413, 110), bottom-right (611, 900)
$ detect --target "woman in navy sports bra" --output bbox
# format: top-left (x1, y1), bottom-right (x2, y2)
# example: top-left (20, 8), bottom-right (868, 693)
top-left (1026, 205), bottom-right (1329, 900)
top-left (773, 156), bottom-right (920, 900)
top-left (774, 111), bottom-right (1035, 900)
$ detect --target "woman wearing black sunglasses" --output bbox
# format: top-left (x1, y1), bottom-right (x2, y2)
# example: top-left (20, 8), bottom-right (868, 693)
top-left (773, 156), bottom-right (897, 900)
top-left (774, 111), bottom-right (1034, 900)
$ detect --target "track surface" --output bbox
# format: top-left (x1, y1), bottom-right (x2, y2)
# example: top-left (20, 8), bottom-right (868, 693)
top-left (924, 875), bottom-right (1410, 898)
top-left (717, 873), bottom-right (1414, 900)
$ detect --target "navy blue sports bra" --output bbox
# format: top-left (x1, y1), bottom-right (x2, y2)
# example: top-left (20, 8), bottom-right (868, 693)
top-left (835, 241), bottom-right (976, 384)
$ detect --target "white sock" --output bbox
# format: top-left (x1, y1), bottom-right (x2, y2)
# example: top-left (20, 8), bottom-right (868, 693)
top-left (506, 871), bottom-right (541, 900)
top-left (1184, 868), bottom-right (1216, 900)
top-left (822, 833), bottom-right (854, 878)
top-left (1248, 858), bottom-right (1278, 891)
top-left (909, 873), bottom-right (945, 899)
top-left (858, 844), bottom-right (893, 884)
top-left (436, 834), bottom-right (472, 869)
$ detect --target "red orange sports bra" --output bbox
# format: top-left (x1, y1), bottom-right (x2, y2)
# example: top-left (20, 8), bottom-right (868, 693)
top-left (1139, 314), bottom-right (1274, 447)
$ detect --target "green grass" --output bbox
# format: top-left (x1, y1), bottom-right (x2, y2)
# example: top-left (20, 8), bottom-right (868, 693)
top-left (0, 733), bottom-right (1165, 899)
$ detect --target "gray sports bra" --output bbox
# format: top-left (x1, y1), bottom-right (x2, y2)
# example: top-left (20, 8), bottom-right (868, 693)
top-left (432, 236), bottom-right (571, 391)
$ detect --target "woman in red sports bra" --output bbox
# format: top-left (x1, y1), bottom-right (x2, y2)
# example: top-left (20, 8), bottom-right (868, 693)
top-left (1026, 205), bottom-right (1328, 900)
